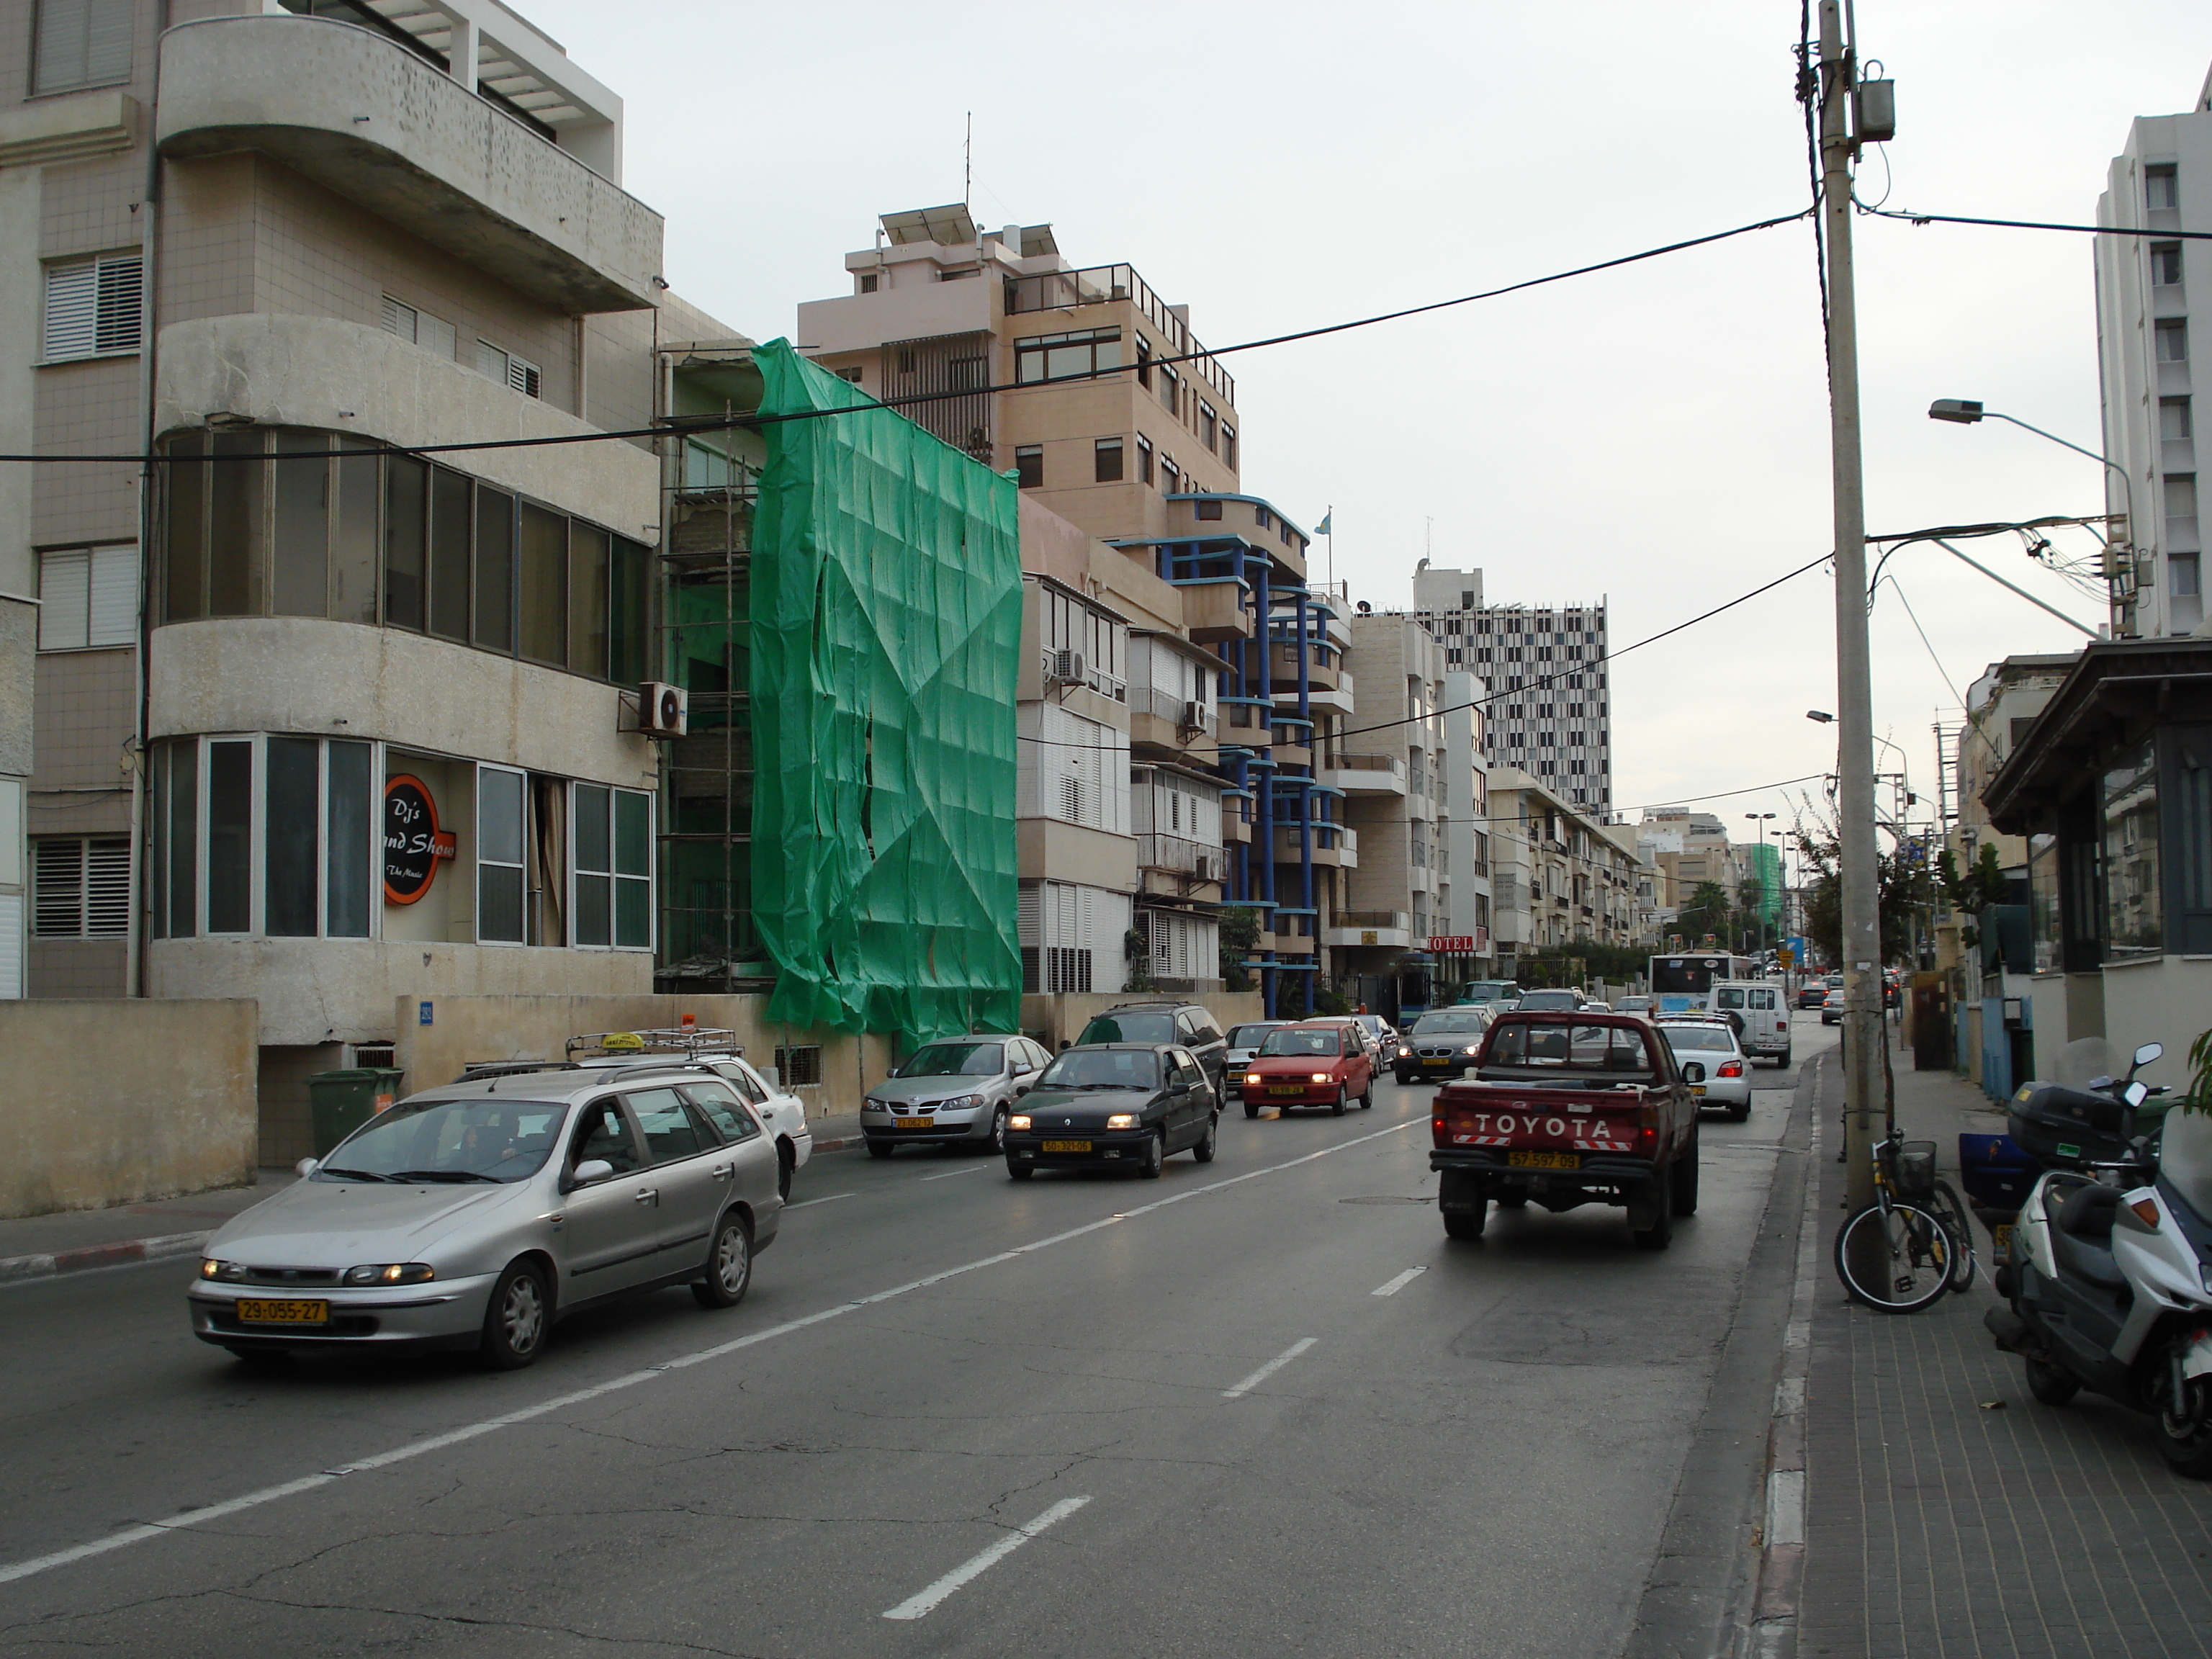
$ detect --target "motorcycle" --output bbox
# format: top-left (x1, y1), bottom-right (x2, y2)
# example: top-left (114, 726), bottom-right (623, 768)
top-left (1985, 1040), bottom-right (2212, 1478)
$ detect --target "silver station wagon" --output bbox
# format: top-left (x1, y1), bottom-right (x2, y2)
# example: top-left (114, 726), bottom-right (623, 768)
top-left (188, 1066), bottom-right (783, 1370)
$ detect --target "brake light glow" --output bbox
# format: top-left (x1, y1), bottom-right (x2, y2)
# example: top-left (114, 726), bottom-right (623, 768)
top-left (1719, 1061), bottom-right (1743, 1078)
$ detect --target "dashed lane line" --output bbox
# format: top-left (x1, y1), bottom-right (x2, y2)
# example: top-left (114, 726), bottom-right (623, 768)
top-left (1371, 1267), bottom-right (1427, 1297)
top-left (881, 1496), bottom-right (1092, 1620)
top-left (781, 1193), bottom-right (857, 1210)
top-left (0, 1117), bottom-right (1421, 1590)
top-left (1223, 1337), bottom-right (1318, 1399)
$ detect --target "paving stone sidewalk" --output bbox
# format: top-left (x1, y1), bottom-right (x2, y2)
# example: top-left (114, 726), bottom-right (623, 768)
top-left (1799, 1035), bottom-right (2212, 1658)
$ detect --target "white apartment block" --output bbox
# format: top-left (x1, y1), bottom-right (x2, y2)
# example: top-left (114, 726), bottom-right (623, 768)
top-left (1411, 565), bottom-right (1613, 815)
top-left (2095, 63), bottom-right (2212, 639)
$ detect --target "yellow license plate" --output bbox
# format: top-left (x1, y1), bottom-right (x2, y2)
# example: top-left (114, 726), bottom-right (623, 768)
top-left (1041, 1139), bottom-right (1091, 1154)
top-left (1992, 1223), bottom-right (2013, 1262)
top-left (1506, 1151), bottom-right (1580, 1170)
top-left (235, 1298), bottom-right (328, 1325)
top-left (894, 1117), bottom-right (931, 1129)
top-left (1268, 1085), bottom-right (1306, 1095)
top-left (1424, 1058), bottom-right (1452, 1066)
top-left (1691, 1085), bottom-right (1707, 1097)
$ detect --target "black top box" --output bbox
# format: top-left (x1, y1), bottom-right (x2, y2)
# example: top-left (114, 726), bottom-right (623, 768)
top-left (2007, 1083), bottom-right (2134, 1170)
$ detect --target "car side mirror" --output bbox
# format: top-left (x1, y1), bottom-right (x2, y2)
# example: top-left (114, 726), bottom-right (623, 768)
top-left (2134, 1042), bottom-right (2163, 1069)
top-left (295, 1157), bottom-right (320, 1178)
top-left (1681, 1063), bottom-right (1706, 1084)
top-left (567, 1159), bottom-right (614, 1190)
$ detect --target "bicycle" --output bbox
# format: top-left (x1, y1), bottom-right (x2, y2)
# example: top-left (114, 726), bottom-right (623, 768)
top-left (1832, 1134), bottom-right (1959, 1313)
top-left (1920, 1174), bottom-right (1979, 1294)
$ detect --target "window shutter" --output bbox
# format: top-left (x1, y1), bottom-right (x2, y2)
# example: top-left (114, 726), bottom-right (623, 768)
top-left (381, 295), bottom-right (417, 338)
top-left (477, 340), bottom-right (508, 380)
top-left (417, 313), bottom-right (455, 359)
top-left (87, 544), bottom-right (138, 647)
top-left (0, 892), bottom-right (20, 998)
top-left (43, 261), bottom-right (97, 360)
top-left (37, 550), bottom-right (89, 650)
top-left (508, 356), bottom-right (541, 399)
top-left (85, 839), bottom-right (130, 937)
top-left (94, 256), bottom-right (142, 353)
top-left (33, 840), bottom-right (84, 936)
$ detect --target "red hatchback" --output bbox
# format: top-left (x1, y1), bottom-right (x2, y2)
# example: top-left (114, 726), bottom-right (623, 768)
top-left (1240, 1020), bottom-right (1376, 1118)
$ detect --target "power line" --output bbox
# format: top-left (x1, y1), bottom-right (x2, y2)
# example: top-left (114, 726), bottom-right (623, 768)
top-left (0, 210), bottom-right (1812, 469)
top-left (1859, 201), bottom-right (2212, 241)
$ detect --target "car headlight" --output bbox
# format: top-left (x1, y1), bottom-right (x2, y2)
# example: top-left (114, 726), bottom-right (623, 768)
top-left (342, 1264), bottom-right (436, 1286)
top-left (1463, 1045), bottom-right (1481, 1056)
top-left (1008, 1113), bottom-right (1032, 1130)
top-left (861, 1097), bottom-right (886, 1111)
top-left (199, 1259), bottom-right (247, 1282)
top-left (938, 1094), bottom-right (983, 1112)
top-left (1395, 1046), bottom-right (1411, 1058)
top-left (1311, 1073), bottom-right (1331, 1084)
top-left (1106, 1113), bottom-right (1141, 1129)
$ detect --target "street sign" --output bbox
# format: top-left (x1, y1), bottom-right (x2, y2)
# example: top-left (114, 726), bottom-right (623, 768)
top-left (1777, 947), bottom-right (1797, 968)
top-left (1427, 935), bottom-right (1475, 953)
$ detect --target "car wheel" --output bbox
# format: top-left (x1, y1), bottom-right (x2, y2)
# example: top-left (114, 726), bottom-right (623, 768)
top-left (480, 1259), bottom-right (552, 1370)
top-left (1632, 1180), bottom-right (1676, 1250)
top-left (776, 1141), bottom-right (795, 1201)
top-left (1007, 1161), bottom-right (1034, 1181)
top-left (1359, 1078), bottom-right (1374, 1110)
top-left (986, 1107), bottom-right (1009, 1156)
top-left (1671, 1135), bottom-right (1700, 1216)
top-left (1778, 1048), bottom-right (1791, 1068)
top-left (1192, 1112), bottom-right (1218, 1163)
top-left (691, 1211), bottom-right (753, 1309)
top-left (1244, 1100), bottom-right (1259, 1119)
top-left (1137, 1130), bottom-right (1165, 1179)
top-left (1730, 1099), bottom-right (1750, 1124)
top-left (1394, 1069), bottom-right (1412, 1086)
top-left (1331, 1087), bottom-right (1347, 1118)
top-left (867, 1139), bottom-right (894, 1159)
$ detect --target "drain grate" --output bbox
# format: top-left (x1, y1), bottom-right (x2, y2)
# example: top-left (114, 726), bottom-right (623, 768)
top-left (1339, 1195), bottom-right (1435, 1205)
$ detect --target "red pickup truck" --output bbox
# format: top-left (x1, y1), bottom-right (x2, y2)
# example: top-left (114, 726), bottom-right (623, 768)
top-left (1429, 1010), bottom-right (1701, 1250)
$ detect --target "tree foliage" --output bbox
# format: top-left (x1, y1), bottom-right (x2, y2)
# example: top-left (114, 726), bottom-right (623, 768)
top-left (1218, 907), bottom-right (1259, 992)
top-left (1674, 881), bottom-right (1734, 947)
top-left (1795, 822), bottom-right (1930, 966)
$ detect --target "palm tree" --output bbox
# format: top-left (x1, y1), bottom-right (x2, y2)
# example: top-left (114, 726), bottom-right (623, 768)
top-left (1676, 881), bottom-right (1732, 946)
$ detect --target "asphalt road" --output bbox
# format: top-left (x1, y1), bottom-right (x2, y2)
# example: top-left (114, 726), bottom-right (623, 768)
top-left (0, 1020), bottom-right (1837, 1658)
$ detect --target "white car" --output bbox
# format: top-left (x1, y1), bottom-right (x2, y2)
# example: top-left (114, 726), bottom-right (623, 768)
top-left (1223, 1020), bottom-right (1292, 1091)
top-left (1349, 1013), bottom-right (1400, 1054)
top-left (1655, 1017), bottom-right (1753, 1122)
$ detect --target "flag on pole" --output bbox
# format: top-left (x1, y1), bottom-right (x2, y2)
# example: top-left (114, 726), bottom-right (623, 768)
top-left (1315, 509), bottom-right (1333, 536)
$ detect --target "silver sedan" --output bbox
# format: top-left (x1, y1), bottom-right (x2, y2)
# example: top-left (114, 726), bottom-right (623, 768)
top-left (1657, 1020), bottom-right (1754, 1122)
top-left (188, 1069), bottom-right (782, 1370)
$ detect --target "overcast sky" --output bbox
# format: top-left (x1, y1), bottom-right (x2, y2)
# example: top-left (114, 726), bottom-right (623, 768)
top-left (533, 0), bottom-right (2204, 860)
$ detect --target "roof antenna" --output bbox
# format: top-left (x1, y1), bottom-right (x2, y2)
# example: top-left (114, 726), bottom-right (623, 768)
top-left (963, 112), bottom-right (972, 210)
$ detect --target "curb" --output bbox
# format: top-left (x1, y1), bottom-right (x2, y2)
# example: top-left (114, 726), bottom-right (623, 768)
top-left (1748, 1051), bottom-right (1826, 1659)
top-left (0, 1229), bottom-right (212, 1286)
top-left (810, 1134), bottom-right (866, 1154)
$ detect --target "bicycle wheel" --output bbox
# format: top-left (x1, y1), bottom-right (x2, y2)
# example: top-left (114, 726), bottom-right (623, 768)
top-left (1924, 1179), bottom-right (1978, 1293)
top-left (1833, 1199), bottom-right (1956, 1313)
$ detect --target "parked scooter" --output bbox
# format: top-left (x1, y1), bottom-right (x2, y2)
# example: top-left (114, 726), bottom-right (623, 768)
top-left (1986, 1041), bottom-right (2212, 1478)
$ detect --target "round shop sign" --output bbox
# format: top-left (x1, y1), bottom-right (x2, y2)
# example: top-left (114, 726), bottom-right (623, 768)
top-left (384, 774), bottom-right (457, 905)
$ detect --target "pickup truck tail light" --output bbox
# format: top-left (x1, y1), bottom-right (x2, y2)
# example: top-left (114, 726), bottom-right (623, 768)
top-left (1637, 1098), bottom-right (1661, 1158)
top-left (1432, 1111), bottom-right (1446, 1147)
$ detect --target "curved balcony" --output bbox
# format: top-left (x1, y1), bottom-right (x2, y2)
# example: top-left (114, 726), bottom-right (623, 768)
top-left (156, 14), bottom-right (660, 314)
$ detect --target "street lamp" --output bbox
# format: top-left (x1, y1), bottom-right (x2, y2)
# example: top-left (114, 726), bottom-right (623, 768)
top-left (1928, 398), bottom-right (2137, 629)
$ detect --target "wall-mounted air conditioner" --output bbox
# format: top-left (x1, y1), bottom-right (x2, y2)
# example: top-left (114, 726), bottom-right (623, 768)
top-left (1180, 700), bottom-right (1208, 731)
top-left (1048, 649), bottom-right (1086, 685)
top-left (639, 681), bottom-right (689, 739)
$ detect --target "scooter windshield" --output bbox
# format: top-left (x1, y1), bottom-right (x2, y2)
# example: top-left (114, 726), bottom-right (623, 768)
top-left (2162, 1109), bottom-right (2212, 1218)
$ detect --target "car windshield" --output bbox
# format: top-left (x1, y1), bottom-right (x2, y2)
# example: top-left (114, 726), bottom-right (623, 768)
top-left (1483, 1021), bottom-right (1655, 1080)
top-left (1663, 1028), bottom-right (1737, 1052)
top-left (1461, 982), bottom-right (1516, 1003)
top-left (1227, 1024), bottom-right (1281, 1050)
top-left (319, 1097), bottom-right (566, 1183)
top-left (1079, 1012), bottom-right (1176, 1044)
top-left (1412, 1012), bottom-right (1487, 1036)
top-left (1040, 1049), bottom-right (1161, 1089)
top-left (896, 1041), bottom-right (1004, 1078)
top-left (1260, 1028), bottom-right (1341, 1057)
top-left (1518, 990), bottom-right (1579, 1010)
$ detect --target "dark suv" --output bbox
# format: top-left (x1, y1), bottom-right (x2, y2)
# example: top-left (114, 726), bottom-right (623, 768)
top-left (1071, 1002), bottom-right (1229, 1094)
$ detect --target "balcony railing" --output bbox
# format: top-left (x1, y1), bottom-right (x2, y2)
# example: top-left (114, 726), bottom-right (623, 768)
top-left (1130, 684), bottom-right (1214, 736)
top-left (1040, 647), bottom-right (1125, 703)
top-left (1336, 909), bottom-right (1410, 930)
top-left (1138, 833), bottom-right (1223, 879)
top-left (1003, 262), bottom-right (1234, 403)
top-left (1322, 752), bottom-right (1406, 781)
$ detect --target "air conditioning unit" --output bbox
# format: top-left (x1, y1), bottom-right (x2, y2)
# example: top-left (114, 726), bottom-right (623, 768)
top-left (639, 681), bottom-right (689, 739)
top-left (1179, 700), bottom-right (1208, 731)
top-left (1194, 854), bottom-right (1220, 883)
top-left (1048, 649), bottom-right (1086, 685)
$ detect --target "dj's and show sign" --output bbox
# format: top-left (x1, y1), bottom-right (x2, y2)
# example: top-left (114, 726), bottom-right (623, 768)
top-left (384, 774), bottom-right (457, 904)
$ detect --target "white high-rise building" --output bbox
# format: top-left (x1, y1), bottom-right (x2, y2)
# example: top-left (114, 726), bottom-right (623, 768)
top-left (1411, 566), bottom-right (1613, 816)
top-left (2095, 63), bottom-right (2212, 639)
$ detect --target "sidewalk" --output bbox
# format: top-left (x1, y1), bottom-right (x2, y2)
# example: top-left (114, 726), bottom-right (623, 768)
top-left (0, 1171), bottom-right (295, 1284)
top-left (1796, 1033), bottom-right (2212, 1657)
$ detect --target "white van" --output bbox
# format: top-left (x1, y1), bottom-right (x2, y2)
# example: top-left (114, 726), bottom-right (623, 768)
top-left (1712, 981), bottom-right (1791, 1066)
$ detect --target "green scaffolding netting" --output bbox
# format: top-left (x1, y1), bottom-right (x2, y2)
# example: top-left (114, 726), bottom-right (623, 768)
top-left (747, 339), bottom-right (1022, 1046)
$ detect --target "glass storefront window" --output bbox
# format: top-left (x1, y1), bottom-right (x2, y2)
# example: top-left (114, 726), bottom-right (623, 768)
top-left (2103, 739), bottom-right (2162, 959)
top-left (2027, 832), bottom-right (2060, 973)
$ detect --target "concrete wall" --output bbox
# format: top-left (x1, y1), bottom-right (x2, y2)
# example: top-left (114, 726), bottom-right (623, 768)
top-left (1020, 989), bottom-right (1264, 1051)
top-left (0, 999), bottom-right (258, 1218)
top-left (392, 994), bottom-right (899, 1122)
top-left (2100, 956), bottom-right (2212, 1098)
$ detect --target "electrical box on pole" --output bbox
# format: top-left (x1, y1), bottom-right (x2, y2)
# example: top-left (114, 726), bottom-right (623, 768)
top-left (1852, 78), bottom-right (1896, 144)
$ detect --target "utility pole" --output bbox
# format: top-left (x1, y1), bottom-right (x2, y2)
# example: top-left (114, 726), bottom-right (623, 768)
top-left (1817, 0), bottom-right (1887, 1258)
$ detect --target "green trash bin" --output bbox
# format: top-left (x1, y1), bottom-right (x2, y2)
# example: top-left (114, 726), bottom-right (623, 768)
top-left (307, 1067), bottom-right (407, 1157)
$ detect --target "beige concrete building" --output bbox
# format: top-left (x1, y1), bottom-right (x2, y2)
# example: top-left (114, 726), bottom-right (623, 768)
top-left (4, 0), bottom-right (747, 1153)
top-left (1488, 768), bottom-right (1650, 971)
top-left (1329, 612), bottom-right (1444, 996)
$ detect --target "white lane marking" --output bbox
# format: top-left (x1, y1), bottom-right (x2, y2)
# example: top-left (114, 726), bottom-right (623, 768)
top-left (920, 1164), bottom-right (992, 1182)
top-left (1370, 1267), bottom-right (1426, 1298)
top-left (1223, 1336), bottom-right (1318, 1399)
top-left (881, 1496), bottom-right (1092, 1620)
top-left (782, 1193), bottom-right (856, 1210)
top-left (0, 1117), bottom-right (1418, 1588)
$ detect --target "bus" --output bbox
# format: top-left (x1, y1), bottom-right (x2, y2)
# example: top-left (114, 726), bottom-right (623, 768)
top-left (1648, 953), bottom-right (1761, 1016)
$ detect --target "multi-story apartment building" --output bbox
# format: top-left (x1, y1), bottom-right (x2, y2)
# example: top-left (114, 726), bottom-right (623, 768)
top-left (5, 0), bottom-right (747, 1151)
top-left (796, 208), bottom-right (1330, 1015)
top-left (1, 592), bottom-right (25, 997)
top-left (2095, 68), bottom-right (2212, 639)
top-left (1438, 667), bottom-right (1493, 968)
top-left (1488, 768), bottom-right (1648, 973)
top-left (1411, 565), bottom-right (1613, 814)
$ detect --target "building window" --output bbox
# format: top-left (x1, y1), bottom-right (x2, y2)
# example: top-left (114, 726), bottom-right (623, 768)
top-left (35, 544), bottom-right (135, 649)
top-left (2167, 474), bottom-right (2198, 542)
top-left (1137, 436), bottom-right (1154, 486)
top-left (1198, 401), bottom-right (1218, 453)
top-left (837, 367), bottom-right (864, 384)
top-left (1094, 437), bottom-right (1124, 483)
top-left (1161, 457), bottom-right (1180, 494)
top-left (2157, 319), bottom-right (2188, 363)
top-left (32, 837), bottom-right (128, 938)
top-left (32, 0), bottom-right (130, 94)
top-left (2103, 737), bottom-right (2161, 958)
top-left (1012, 327), bottom-right (1122, 385)
top-left (1220, 426), bottom-right (1237, 470)
top-left (1135, 337), bottom-right (1152, 389)
top-left (2175, 555), bottom-right (2202, 598)
top-left (1015, 445), bottom-right (1043, 488)
top-left (157, 427), bottom-right (646, 685)
top-left (2162, 397), bottom-right (2193, 442)
top-left (379, 295), bottom-right (455, 359)
top-left (475, 340), bottom-right (541, 399)
top-left (42, 253), bottom-right (141, 361)
top-left (477, 765), bottom-right (526, 945)
top-left (572, 783), bottom-right (653, 950)
top-left (2147, 164), bottom-right (2179, 212)
top-left (2152, 242), bottom-right (2185, 287)
top-left (1158, 362), bottom-right (1179, 415)
top-left (858, 273), bottom-right (878, 294)
top-left (1194, 498), bottom-right (1222, 520)
top-left (773, 1044), bottom-right (823, 1087)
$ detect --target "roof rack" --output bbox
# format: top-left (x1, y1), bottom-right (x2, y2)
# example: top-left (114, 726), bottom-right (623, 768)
top-left (565, 1028), bottom-right (744, 1060)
